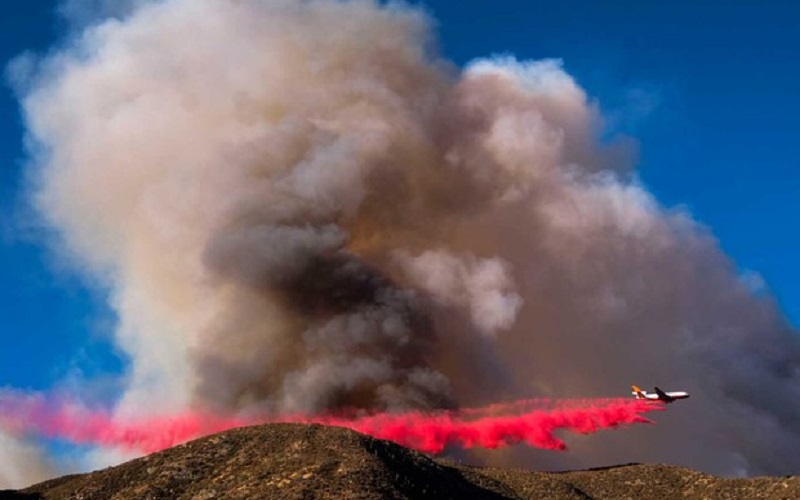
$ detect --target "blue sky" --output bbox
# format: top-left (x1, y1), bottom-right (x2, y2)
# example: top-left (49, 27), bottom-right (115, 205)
top-left (0, 0), bottom-right (798, 394)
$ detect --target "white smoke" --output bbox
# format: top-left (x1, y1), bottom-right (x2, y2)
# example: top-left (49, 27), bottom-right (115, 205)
top-left (11, 0), bottom-right (800, 477)
top-left (396, 250), bottom-right (522, 336)
top-left (0, 430), bottom-right (55, 489)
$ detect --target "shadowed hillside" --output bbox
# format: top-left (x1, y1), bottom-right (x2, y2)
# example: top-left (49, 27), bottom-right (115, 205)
top-left (3, 424), bottom-right (798, 499)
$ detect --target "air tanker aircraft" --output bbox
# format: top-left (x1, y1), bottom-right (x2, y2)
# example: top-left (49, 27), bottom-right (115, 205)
top-left (631, 385), bottom-right (690, 403)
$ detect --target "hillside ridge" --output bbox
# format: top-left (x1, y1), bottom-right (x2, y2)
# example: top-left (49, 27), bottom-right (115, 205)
top-left (3, 423), bottom-right (798, 499)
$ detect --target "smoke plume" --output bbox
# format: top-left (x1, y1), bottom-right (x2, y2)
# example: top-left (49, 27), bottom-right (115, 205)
top-left (9, 0), bottom-right (800, 477)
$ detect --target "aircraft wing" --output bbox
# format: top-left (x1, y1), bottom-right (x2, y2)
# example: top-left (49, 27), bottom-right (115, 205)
top-left (654, 386), bottom-right (674, 402)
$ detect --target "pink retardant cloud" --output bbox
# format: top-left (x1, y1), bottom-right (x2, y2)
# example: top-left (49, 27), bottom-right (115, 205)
top-left (0, 394), bottom-right (662, 455)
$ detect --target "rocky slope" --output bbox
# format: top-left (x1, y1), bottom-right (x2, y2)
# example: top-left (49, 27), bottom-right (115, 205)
top-left (3, 423), bottom-right (798, 499)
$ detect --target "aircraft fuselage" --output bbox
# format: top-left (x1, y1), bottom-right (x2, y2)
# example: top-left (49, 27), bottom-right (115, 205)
top-left (631, 385), bottom-right (689, 403)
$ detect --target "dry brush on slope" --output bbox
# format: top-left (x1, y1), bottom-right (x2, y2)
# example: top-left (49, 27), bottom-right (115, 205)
top-left (2, 423), bottom-right (798, 500)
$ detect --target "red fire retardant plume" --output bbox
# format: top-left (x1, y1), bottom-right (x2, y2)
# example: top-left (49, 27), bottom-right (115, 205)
top-left (0, 395), bottom-right (662, 454)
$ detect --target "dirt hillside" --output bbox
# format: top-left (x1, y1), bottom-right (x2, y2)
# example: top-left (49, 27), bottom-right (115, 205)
top-left (3, 423), bottom-right (798, 499)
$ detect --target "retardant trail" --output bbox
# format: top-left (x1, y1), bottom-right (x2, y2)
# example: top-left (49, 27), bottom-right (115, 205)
top-left (0, 396), bottom-right (663, 454)
top-left (325, 400), bottom-right (663, 453)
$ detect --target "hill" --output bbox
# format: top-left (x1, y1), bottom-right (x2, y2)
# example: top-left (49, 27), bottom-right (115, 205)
top-left (2, 423), bottom-right (798, 499)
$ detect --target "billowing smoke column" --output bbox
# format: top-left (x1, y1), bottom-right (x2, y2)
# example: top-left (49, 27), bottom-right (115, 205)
top-left (7, 0), bottom-right (800, 481)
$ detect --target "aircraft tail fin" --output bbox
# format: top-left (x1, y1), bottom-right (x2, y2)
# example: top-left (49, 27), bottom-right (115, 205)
top-left (631, 385), bottom-right (645, 399)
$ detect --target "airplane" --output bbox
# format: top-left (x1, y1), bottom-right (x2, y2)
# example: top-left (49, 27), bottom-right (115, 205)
top-left (631, 385), bottom-right (689, 403)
